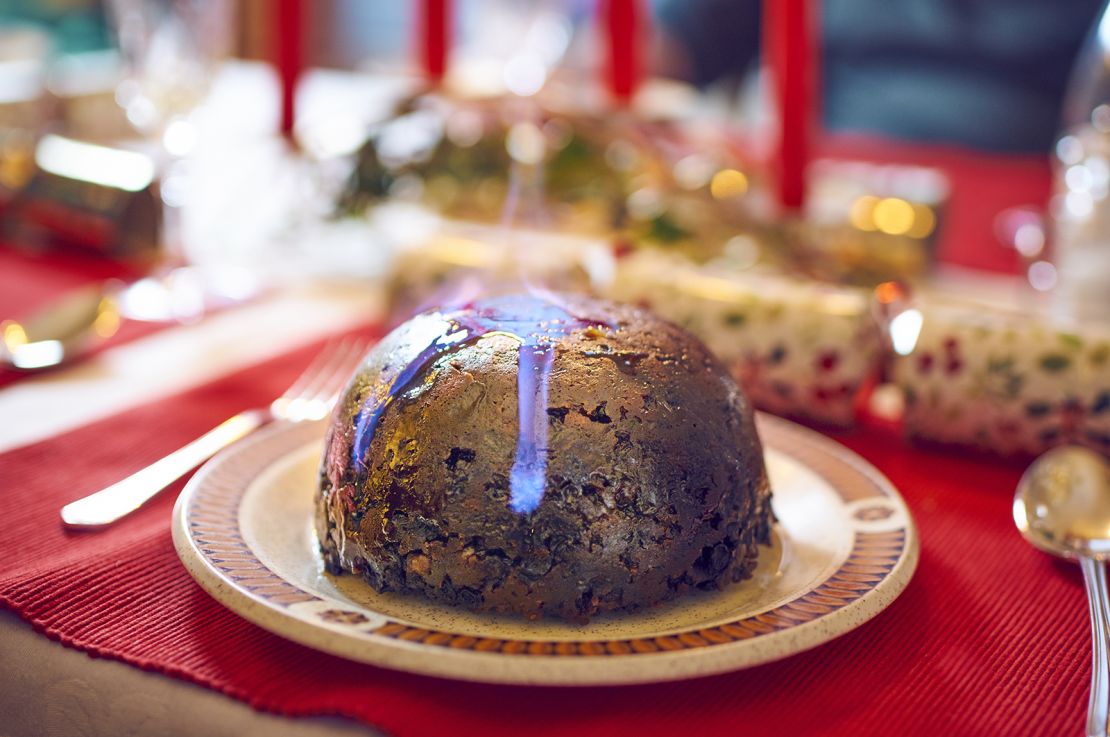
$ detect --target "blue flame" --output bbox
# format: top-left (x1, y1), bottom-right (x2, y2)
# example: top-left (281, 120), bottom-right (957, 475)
top-left (350, 294), bottom-right (606, 514)
top-left (351, 327), bottom-right (469, 470)
top-left (508, 341), bottom-right (556, 513)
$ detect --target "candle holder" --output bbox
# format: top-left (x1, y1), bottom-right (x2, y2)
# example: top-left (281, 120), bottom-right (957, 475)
top-left (789, 159), bottom-right (949, 285)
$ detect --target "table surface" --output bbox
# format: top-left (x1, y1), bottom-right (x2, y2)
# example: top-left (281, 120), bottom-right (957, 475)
top-left (0, 267), bottom-right (388, 736)
top-left (0, 66), bottom-right (1066, 737)
top-left (0, 611), bottom-right (377, 737)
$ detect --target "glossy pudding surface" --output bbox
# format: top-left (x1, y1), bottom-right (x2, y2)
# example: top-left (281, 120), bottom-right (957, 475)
top-left (317, 293), bottom-right (773, 621)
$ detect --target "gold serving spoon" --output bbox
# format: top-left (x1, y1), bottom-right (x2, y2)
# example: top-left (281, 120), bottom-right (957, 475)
top-left (1014, 446), bottom-right (1110, 737)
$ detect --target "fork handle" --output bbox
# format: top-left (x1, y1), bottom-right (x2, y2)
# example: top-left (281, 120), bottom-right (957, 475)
top-left (61, 409), bottom-right (271, 529)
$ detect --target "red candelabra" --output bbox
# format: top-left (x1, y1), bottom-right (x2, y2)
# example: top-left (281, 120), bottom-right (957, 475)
top-left (419, 0), bottom-right (451, 84)
top-left (274, 0), bottom-right (304, 141)
top-left (601, 0), bottom-right (645, 105)
top-left (763, 0), bottom-right (818, 214)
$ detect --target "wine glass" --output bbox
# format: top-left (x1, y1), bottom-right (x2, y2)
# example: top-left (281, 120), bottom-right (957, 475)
top-left (108, 0), bottom-right (230, 149)
top-left (1051, 0), bottom-right (1110, 325)
top-left (105, 0), bottom-right (247, 322)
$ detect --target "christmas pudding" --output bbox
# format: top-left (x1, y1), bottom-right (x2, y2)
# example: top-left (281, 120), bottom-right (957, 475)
top-left (316, 293), bottom-right (773, 621)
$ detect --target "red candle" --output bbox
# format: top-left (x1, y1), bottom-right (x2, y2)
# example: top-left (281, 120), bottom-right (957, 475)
top-left (601, 0), bottom-right (644, 105)
top-left (763, 0), bottom-right (818, 214)
top-left (418, 0), bottom-right (450, 83)
top-left (275, 0), bottom-right (303, 140)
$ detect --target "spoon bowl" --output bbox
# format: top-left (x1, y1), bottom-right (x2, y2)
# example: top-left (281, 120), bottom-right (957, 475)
top-left (0, 266), bottom-right (261, 372)
top-left (1014, 445), bottom-right (1110, 737)
top-left (0, 281), bottom-right (122, 371)
top-left (1014, 445), bottom-right (1110, 560)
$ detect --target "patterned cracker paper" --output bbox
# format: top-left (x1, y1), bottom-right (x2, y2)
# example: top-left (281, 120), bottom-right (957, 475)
top-left (894, 297), bottom-right (1110, 456)
top-left (608, 252), bottom-right (881, 427)
top-left (385, 232), bottom-right (612, 321)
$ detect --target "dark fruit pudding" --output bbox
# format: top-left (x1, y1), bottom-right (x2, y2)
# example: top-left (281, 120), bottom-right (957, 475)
top-left (316, 293), bottom-right (772, 621)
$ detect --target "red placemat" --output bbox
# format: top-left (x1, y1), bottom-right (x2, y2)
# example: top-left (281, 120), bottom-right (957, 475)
top-left (0, 246), bottom-right (146, 316)
top-left (0, 332), bottom-right (1088, 737)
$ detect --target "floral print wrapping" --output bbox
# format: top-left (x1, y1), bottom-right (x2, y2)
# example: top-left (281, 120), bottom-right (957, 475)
top-left (385, 233), bottom-right (606, 322)
top-left (893, 297), bottom-right (1110, 456)
top-left (608, 252), bottom-right (881, 427)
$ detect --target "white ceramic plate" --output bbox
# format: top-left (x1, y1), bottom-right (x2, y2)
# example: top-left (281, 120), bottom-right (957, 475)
top-left (173, 414), bottom-right (917, 686)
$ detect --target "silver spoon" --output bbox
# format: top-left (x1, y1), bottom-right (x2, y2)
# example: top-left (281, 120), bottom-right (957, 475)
top-left (0, 282), bottom-right (123, 371)
top-left (1014, 445), bottom-right (1110, 737)
top-left (0, 267), bottom-right (260, 371)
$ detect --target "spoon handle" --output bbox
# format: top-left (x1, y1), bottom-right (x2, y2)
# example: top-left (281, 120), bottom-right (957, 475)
top-left (1081, 557), bottom-right (1110, 737)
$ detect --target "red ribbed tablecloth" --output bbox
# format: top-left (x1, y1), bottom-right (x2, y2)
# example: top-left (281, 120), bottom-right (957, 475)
top-left (1, 145), bottom-right (1081, 736)
top-left (0, 335), bottom-right (1088, 736)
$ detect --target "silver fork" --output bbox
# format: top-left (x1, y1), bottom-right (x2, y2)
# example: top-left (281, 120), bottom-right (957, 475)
top-left (60, 337), bottom-right (369, 529)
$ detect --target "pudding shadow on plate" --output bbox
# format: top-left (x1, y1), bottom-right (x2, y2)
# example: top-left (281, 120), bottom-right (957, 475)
top-left (312, 521), bottom-right (790, 641)
top-left (178, 413), bottom-right (914, 685)
top-left (240, 439), bottom-right (853, 644)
